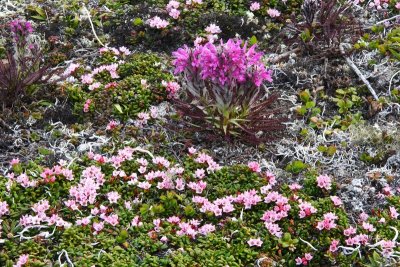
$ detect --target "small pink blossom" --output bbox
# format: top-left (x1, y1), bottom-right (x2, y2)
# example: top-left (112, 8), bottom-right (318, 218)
top-left (205, 23), bottom-right (221, 34)
top-left (298, 201), bottom-right (317, 218)
top-left (107, 191), bottom-right (121, 204)
top-left (106, 120), bottom-right (120, 131)
top-left (267, 8), bottom-right (280, 18)
top-left (10, 158), bottom-right (20, 166)
top-left (0, 201), bottom-right (9, 216)
top-left (88, 82), bottom-right (101, 91)
top-left (93, 221), bottom-right (104, 232)
top-left (83, 99), bottom-right (92, 113)
top-left (316, 213), bottom-right (338, 231)
top-left (138, 181), bottom-right (152, 190)
top-left (169, 8), bottom-right (180, 19)
top-left (289, 183), bottom-right (302, 191)
top-left (362, 222), bottom-right (376, 232)
top-left (247, 238), bottom-right (263, 247)
top-left (248, 161), bottom-right (261, 172)
top-left (81, 74), bottom-right (94, 84)
top-left (14, 254), bottom-right (29, 267)
top-left (316, 174), bottom-right (332, 190)
top-left (343, 226), bottom-right (357, 236)
top-left (250, 2), bottom-right (261, 11)
top-left (147, 16), bottom-right (169, 29)
top-left (188, 147), bottom-right (197, 154)
top-left (330, 196), bottom-right (343, 206)
top-left (389, 206), bottom-right (399, 219)
top-left (329, 239), bottom-right (340, 252)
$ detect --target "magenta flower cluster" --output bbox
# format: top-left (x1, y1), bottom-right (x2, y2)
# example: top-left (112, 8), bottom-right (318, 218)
top-left (172, 39), bottom-right (273, 87)
top-left (9, 20), bottom-right (33, 42)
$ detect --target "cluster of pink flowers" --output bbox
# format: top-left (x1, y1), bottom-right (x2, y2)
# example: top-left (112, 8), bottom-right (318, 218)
top-left (99, 46), bottom-right (131, 56)
top-left (380, 240), bottom-right (396, 257)
top-left (316, 174), bottom-right (332, 190)
top-left (316, 212), bottom-right (338, 231)
top-left (236, 189), bottom-right (262, 209)
top-left (20, 199), bottom-right (71, 228)
top-left (368, 0), bottom-right (389, 10)
top-left (250, 2), bottom-right (261, 11)
top-left (83, 99), bottom-right (92, 113)
top-left (247, 238), bottom-right (263, 247)
top-left (63, 63), bottom-right (80, 77)
top-left (175, 220), bottom-right (215, 238)
top-left (262, 191), bottom-right (291, 237)
top-left (147, 16), bottom-right (169, 29)
top-left (267, 8), bottom-right (281, 18)
top-left (166, 0), bottom-right (181, 19)
top-left (248, 161), bottom-right (261, 172)
top-left (162, 80), bottom-right (180, 98)
top-left (0, 201), bottom-right (9, 217)
top-left (298, 201), bottom-right (317, 218)
top-left (194, 153), bottom-right (221, 172)
top-left (329, 239), bottom-right (340, 253)
top-left (5, 144), bottom-right (400, 263)
top-left (40, 165), bottom-right (74, 183)
top-left (295, 253), bottom-right (313, 265)
top-left (9, 20), bottom-right (33, 42)
top-left (133, 106), bottom-right (162, 128)
top-left (330, 196), bottom-right (343, 206)
top-left (6, 173), bottom-right (36, 188)
top-left (68, 166), bottom-right (105, 206)
top-left (106, 120), bottom-right (120, 131)
top-left (82, 63), bottom-right (119, 85)
top-left (13, 254), bottom-right (29, 267)
top-left (172, 39), bottom-right (273, 87)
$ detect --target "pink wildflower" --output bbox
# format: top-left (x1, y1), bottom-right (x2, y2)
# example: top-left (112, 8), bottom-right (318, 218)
top-left (248, 161), bottom-right (261, 172)
top-left (298, 201), bottom-right (317, 218)
top-left (14, 254), bottom-right (29, 267)
top-left (267, 8), bottom-right (280, 18)
top-left (247, 238), bottom-right (263, 247)
top-left (289, 183), bottom-right (302, 191)
top-left (329, 239), bottom-right (340, 252)
top-left (250, 2), bottom-right (261, 11)
top-left (0, 201), bottom-right (9, 216)
top-left (93, 221), bottom-right (104, 233)
top-left (316, 213), bottom-right (338, 231)
top-left (330, 196), bottom-right (343, 206)
top-left (205, 23), bottom-right (221, 34)
top-left (147, 16), bottom-right (169, 29)
top-left (389, 206), bottom-right (399, 219)
top-left (107, 191), bottom-right (121, 204)
top-left (83, 99), bottom-right (92, 113)
top-left (343, 226), bottom-right (357, 236)
top-left (10, 158), bottom-right (20, 166)
top-left (316, 174), bottom-right (332, 190)
top-left (106, 120), bottom-right (120, 131)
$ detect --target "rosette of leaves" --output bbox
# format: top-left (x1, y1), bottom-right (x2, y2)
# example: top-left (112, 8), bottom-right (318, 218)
top-left (171, 39), bottom-right (287, 143)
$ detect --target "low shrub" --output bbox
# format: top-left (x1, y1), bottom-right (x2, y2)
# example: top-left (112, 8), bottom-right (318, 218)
top-left (64, 49), bottom-right (174, 122)
top-left (0, 147), bottom-right (399, 266)
top-left (0, 20), bottom-right (57, 109)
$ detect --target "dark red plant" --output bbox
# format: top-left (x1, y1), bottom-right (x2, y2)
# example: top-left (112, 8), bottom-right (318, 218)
top-left (0, 20), bottom-right (57, 108)
top-left (289, 0), bottom-right (362, 55)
